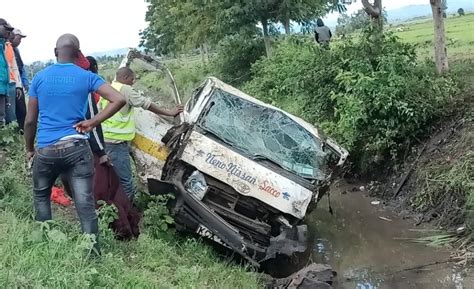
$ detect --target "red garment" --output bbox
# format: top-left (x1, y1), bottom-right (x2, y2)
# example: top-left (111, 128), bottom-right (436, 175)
top-left (51, 186), bottom-right (72, 206)
top-left (92, 156), bottom-right (141, 240)
top-left (92, 92), bottom-right (100, 104)
top-left (75, 51), bottom-right (90, 70)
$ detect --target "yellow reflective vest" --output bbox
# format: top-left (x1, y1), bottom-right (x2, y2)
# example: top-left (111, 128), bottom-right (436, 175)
top-left (99, 81), bottom-right (136, 141)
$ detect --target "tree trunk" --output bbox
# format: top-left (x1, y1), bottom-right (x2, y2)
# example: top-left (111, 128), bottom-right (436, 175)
top-left (362, 0), bottom-right (383, 27)
top-left (203, 42), bottom-right (210, 63)
top-left (200, 44), bottom-right (205, 64)
top-left (430, 0), bottom-right (449, 74)
top-left (283, 12), bottom-right (291, 34)
top-left (261, 18), bottom-right (272, 56)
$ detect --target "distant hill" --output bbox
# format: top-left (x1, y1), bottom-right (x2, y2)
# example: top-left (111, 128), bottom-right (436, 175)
top-left (387, 0), bottom-right (474, 22)
top-left (85, 48), bottom-right (129, 58)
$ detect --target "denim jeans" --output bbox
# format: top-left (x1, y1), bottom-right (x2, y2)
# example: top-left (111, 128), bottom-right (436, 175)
top-left (15, 90), bottom-right (26, 130)
top-left (105, 142), bottom-right (135, 199)
top-left (0, 94), bottom-right (5, 125)
top-left (5, 84), bottom-right (16, 124)
top-left (33, 139), bottom-right (99, 240)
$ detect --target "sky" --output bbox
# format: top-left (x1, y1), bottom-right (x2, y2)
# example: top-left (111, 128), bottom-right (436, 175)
top-left (2, 0), bottom-right (149, 63)
top-left (2, 0), bottom-right (428, 64)
top-left (324, 0), bottom-right (428, 25)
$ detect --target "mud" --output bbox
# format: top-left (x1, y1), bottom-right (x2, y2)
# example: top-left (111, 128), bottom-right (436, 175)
top-left (376, 116), bottom-right (472, 228)
top-left (272, 181), bottom-right (473, 289)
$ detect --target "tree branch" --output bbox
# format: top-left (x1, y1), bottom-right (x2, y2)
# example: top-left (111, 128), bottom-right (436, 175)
top-left (361, 0), bottom-right (381, 18)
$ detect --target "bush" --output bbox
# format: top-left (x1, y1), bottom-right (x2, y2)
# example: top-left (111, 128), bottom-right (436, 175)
top-left (142, 194), bottom-right (175, 239)
top-left (212, 34), bottom-right (266, 86)
top-left (245, 28), bottom-right (458, 173)
top-left (458, 8), bottom-right (465, 16)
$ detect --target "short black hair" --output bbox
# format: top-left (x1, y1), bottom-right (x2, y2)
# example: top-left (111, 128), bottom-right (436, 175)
top-left (86, 56), bottom-right (98, 73)
top-left (116, 67), bottom-right (134, 79)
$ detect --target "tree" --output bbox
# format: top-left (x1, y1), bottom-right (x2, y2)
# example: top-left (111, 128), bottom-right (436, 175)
top-left (141, 0), bottom-right (348, 57)
top-left (276, 0), bottom-right (340, 34)
top-left (361, 0), bottom-right (383, 26)
top-left (442, 0), bottom-right (448, 18)
top-left (458, 8), bottom-right (465, 16)
top-left (430, 0), bottom-right (449, 74)
top-left (335, 9), bottom-right (371, 35)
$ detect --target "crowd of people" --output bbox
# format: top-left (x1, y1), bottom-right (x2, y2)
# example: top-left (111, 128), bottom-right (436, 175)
top-left (0, 18), bottom-right (27, 128)
top-left (0, 18), bottom-right (183, 256)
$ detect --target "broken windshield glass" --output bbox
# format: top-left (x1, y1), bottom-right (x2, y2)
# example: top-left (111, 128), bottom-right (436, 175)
top-left (199, 89), bottom-right (328, 180)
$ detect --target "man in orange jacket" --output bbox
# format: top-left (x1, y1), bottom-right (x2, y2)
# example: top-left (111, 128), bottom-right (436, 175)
top-left (0, 19), bottom-right (13, 126)
top-left (4, 29), bottom-right (22, 124)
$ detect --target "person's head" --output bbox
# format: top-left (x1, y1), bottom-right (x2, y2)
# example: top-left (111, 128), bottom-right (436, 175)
top-left (10, 28), bottom-right (26, 47)
top-left (116, 67), bottom-right (135, 85)
top-left (0, 18), bottom-right (14, 40)
top-left (55, 33), bottom-right (80, 63)
top-left (86, 56), bottom-right (98, 74)
top-left (316, 18), bottom-right (324, 27)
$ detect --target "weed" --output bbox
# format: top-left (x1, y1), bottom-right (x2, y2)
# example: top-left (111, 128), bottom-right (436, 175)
top-left (142, 194), bottom-right (175, 238)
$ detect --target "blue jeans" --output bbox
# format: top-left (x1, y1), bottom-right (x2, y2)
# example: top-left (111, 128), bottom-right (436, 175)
top-left (5, 84), bottom-right (16, 124)
top-left (0, 94), bottom-right (6, 125)
top-left (33, 139), bottom-right (99, 240)
top-left (105, 142), bottom-right (135, 199)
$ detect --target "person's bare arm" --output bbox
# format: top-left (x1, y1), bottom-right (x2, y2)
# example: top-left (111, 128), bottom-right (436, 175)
top-left (74, 84), bottom-right (126, 133)
top-left (126, 86), bottom-right (183, 117)
top-left (24, 97), bottom-right (39, 157)
top-left (148, 103), bottom-right (183, 117)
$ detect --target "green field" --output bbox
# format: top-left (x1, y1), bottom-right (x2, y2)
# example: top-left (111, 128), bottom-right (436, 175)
top-left (396, 13), bottom-right (474, 60)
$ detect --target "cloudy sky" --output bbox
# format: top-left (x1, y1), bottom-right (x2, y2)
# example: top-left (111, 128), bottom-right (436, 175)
top-left (2, 0), bottom-right (149, 63)
top-left (324, 0), bottom-right (428, 24)
top-left (3, 0), bottom-right (427, 63)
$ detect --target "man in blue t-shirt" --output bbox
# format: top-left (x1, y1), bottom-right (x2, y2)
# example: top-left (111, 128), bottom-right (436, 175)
top-left (25, 34), bottom-right (126, 255)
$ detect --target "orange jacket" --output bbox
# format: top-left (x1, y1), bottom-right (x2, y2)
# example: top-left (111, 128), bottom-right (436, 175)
top-left (5, 42), bottom-right (21, 88)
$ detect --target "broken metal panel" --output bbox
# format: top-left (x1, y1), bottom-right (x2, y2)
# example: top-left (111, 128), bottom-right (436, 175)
top-left (180, 131), bottom-right (313, 219)
top-left (131, 109), bottom-right (174, 182)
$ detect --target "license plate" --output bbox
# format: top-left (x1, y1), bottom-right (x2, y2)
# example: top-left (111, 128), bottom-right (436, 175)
top-left (196, 224), bottom-right (230, 249)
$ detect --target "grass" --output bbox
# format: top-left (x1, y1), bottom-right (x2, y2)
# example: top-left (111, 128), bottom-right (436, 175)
top-left (0, 131), bottom-right (260, 288)
top-left (395, 13), bottom-right (474, 61)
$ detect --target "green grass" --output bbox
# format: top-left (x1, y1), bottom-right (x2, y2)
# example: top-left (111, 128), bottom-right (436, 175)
top-left (0, 132), bottom-right (260, 288)
top-left (396, 13), bottom-right (474, 60)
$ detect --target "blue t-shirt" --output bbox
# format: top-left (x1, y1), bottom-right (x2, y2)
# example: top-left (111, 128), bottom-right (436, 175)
top-left (29, 63), bottom-right (105, 148)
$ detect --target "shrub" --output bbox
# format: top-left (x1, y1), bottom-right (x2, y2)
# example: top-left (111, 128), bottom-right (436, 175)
top-left (245, 28), bottom-right (458, 173)
top-left (142, 194), bottom-right (175, 238)
top-left (211, 33), bottom-right (266, 86)
top-left (458, 8), bottom-right (465, 16)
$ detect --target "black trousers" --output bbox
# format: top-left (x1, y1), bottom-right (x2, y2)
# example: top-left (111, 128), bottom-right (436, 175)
top-left (15, 91), bottom-right (26, 130)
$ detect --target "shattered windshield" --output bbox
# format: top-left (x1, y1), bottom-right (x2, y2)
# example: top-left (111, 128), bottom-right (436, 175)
top-left (199, 89), bottom-right (328, 180)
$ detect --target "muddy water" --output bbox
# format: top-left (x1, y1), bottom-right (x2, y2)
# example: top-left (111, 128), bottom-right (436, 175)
top-left (299, 182), bottom-right (472, 289)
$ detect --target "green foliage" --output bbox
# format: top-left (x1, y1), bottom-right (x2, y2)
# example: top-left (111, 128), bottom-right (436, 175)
top-left (245, 28), bottom-right (459, 172)
top-left (335, 9), bottom-right (371, 36)
top-left (96, 201), bottom-right (119, 250)
top-left (0, 123), bottom-right (19, 146)
top-left (212, 34), bottom-right (266, 85)
top-left (143, 194), bottom-right (175, 238)
top-left (141, 0), bottom-right (349, 56)
top-left (458, 8), bottom-right (465, 16)
top-left (0, 128), bottom-right (31, 217)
